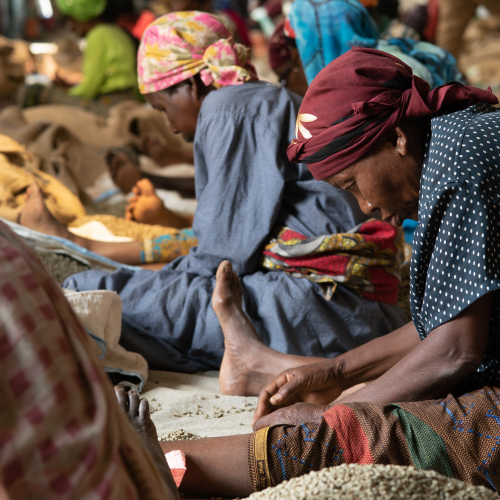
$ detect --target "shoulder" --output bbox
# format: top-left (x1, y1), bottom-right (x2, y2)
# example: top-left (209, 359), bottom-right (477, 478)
top-left (86, 24), bottom-right (130, 45)
top-left (86, 24), bottom-right (115, 41)
top-left (199, 81), bottom-right (302, 129)
top-left (421, 104), bottom-right (498, 201)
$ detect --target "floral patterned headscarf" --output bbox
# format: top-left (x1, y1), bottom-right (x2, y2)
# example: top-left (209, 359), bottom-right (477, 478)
top-left (138, 11), bottom-right (257, 94)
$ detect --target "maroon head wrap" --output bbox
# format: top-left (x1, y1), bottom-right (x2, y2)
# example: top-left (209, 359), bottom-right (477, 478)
top-left (269, 19), bottom-right (296, 71)
top-left (287, 48), bottom-right (498, 180)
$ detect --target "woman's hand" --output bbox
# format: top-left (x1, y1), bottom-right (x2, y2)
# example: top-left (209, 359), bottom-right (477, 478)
top-left (251, 360), bottom-right (343, 427)
top-left (252, 402), bottom-right (328, 431)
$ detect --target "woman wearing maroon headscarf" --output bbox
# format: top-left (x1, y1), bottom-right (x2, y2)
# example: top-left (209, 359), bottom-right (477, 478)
top-left (113, 48), bottom-right (500, 497)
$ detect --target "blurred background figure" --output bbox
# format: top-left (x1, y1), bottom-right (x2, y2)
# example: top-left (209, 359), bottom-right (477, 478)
top-left (436, 0), bottom-right (500, 58)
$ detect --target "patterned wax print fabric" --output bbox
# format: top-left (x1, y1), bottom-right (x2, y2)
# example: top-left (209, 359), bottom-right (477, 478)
top-left (410, 104), bottom-right (500, 392)
top-left (288, 0), bottom-right (464, 87)
top-left (63, 81), bottom-right (408, 373)
top-left (261, 219), bottom-right (404, 305)
top-left (140, 228), bottom-right (197, 264)
top-left (137, 11), bottom-right (257, 94)
top-left (0, 220), bottom-right (173, 500)
top-left (248, 385), bottom-right (500, 491)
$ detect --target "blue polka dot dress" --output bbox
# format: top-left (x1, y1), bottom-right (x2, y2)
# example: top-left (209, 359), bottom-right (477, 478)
top-left (410, 103), bottom-right (500, 391)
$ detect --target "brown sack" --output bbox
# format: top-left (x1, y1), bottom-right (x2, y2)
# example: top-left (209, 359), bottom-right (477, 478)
top-left (23, 100), bottom-right (192, 153)
top-left (0, 106), bottom-right (108, 202)
top-left (0, 134), bottom-right (86, 224)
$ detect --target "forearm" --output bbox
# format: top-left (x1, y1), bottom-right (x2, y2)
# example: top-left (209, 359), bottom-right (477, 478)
top-left (330, 332), bottom-right (479, 407)
top-left (334, 320), bottom-right (421, 391)
top-left (331, 293), bottom-right (492, 407)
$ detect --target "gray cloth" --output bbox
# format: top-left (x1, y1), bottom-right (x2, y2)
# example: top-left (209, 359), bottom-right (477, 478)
top-left (64, 82), bottom-right (407, 372)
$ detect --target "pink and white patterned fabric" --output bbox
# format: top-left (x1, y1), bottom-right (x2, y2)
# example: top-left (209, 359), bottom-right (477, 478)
top-left (0, 220), bottom-right (174, 499)
top-left (137, 11), bottom-right (257, 94)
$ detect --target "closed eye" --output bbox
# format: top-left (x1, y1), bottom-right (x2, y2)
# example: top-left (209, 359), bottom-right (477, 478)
top-left (344, 181), bottom-right (356, 192)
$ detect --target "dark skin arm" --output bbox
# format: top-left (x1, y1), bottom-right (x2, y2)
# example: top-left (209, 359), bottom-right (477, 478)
top-left (253, 293), bottom-right (492, 429)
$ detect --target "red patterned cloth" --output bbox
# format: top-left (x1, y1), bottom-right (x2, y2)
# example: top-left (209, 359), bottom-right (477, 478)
top-left (261, 219), bottom-right (404, 305)
top-left (0, 220), bottom-right (173, 499)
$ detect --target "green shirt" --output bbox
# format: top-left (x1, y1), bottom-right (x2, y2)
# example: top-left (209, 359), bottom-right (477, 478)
top-left (69, 24), bottom-right (137, 99)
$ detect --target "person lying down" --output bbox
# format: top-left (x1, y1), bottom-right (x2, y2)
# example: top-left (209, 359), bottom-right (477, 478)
top-left (113, 48), bottom-right (500, 497)
top-left (19, 178), bottom-right (195, 266)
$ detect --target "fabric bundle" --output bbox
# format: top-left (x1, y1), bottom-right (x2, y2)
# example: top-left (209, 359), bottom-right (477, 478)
top-left (287, 48), bottom-right (498, 180)
top-left (138, 11), bottom-right (257, 94)
top-left (261, 219), bottom-right (404, 305)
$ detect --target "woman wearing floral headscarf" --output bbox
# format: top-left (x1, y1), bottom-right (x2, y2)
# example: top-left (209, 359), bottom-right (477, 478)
top-left (20, 12), bottom-right (408, 384)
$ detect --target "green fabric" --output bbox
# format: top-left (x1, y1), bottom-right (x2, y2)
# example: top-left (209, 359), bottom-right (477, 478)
top-left (390, 405), bottom-right (455, 478)
top-left (55, 0), bottom-right (106, 22)
top-left (69, 24), bottom-right (137, 99)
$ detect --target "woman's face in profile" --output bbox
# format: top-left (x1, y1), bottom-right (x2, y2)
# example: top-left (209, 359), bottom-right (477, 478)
top-left (325, 128), bottom-right (423, 226)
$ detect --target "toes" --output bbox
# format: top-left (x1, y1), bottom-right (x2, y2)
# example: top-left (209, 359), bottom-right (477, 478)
top-left (136, 178), bottom-right (155, 195)
top-left (114, 386), bottom-right (129, 413)
top-left (25, 183), bottom-right (39, 199)
top-left (138, 398), bottom-right (150, 420)
top-left (216, 260), bottom-right (233, 280)
top-left (128, 391), bottom-right (140, 416)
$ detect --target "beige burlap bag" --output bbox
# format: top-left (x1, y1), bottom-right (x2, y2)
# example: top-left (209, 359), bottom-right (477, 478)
top-left (0, 134), bottom-right (86, 225)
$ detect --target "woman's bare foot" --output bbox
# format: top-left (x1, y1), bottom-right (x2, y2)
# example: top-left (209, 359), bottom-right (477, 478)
top-left (114, 386), bottom-right (179, 497)
top-left (106, 149), bottom-right (143, 194)
top-left (126, 178), bottom-right (190, 228)
top-left (212, 261), bottom-right (297, 396)
top-left (19, 184), bottom-right (73, 239)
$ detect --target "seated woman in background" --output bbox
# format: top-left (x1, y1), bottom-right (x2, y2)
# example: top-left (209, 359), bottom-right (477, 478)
top-left (18, 0), bottom-right (139, 116)
top-left (270, 0), bottom-right (464, 97)
top-left (26, 12), bottom-right (406, 377)
top-left (126, 48), bottom-right (500, 498)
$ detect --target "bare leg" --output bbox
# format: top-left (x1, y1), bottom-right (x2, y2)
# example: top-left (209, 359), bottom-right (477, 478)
top-left (126, 179), bottom-right (192, 229)
top-left (114, 387), bottom-right (180, 498)
top-left (114, 386), bottom-right (253, 498)
top-left (212, 261), bottom-right (327, 396)
top-left (160, 435), bottom-right (253, 497)
top-left (19, 184), bottom-right (142, 265)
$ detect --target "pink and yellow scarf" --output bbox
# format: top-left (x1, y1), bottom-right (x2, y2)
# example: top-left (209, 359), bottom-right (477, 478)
top-left (138, 11), bottom-right (257, 94)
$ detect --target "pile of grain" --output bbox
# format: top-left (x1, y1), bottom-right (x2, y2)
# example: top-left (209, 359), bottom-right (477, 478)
top-left (34, 249), bottom-right (90, 283)
top-left (158, 429), bottom-right (202, 441)
top-left (248, 464), bottom-right (497, 500)
top-left (70, 214), bottom-right (178, 242)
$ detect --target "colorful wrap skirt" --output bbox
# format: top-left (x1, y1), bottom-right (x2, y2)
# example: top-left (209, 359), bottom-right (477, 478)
top-left (248, 386), bottom-right (500, 492)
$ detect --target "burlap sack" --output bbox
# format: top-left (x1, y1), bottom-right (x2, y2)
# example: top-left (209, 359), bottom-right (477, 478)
top-left (23, 100), bottom-right (193, 153)
top-left (0, 36), bottom-right (29, 100)
top-left (0, 106), bottom-right (108, 201)
top-left (0, 134), bottom-right (86, 225)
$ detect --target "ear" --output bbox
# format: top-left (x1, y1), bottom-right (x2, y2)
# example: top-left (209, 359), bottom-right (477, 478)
top-left (187, 76), bottom-right (204, 103)
top-left (394, 126), bottom-right (409, 157)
